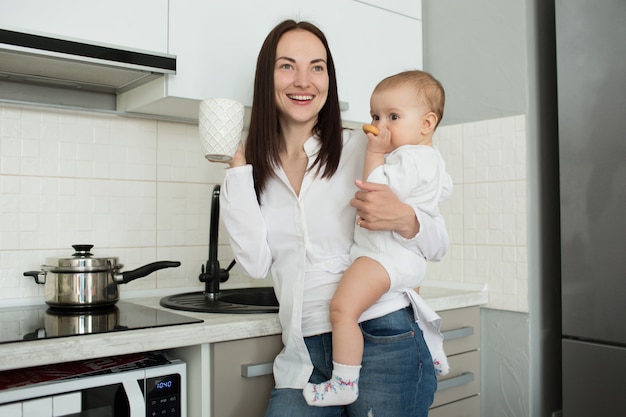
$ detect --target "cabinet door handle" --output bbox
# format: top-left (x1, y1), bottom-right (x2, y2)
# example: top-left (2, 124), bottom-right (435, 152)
top-left (241, 362), bottom-right (273, 378)
top-left (442, 326), bottom-right (474, 341)
top-left (437, 372), bottom-right (474, 391)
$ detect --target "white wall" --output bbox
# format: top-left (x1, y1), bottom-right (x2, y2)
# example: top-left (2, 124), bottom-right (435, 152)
top-left (429, 115), bottom-right (528, 313)
top-left (0, 103), bottom-right (271, 307)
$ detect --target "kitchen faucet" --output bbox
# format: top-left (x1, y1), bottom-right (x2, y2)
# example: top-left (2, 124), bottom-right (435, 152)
top-left (159, 184), bottom-right (277, 314)
top-left (198, 184), bottom-right (235, 300)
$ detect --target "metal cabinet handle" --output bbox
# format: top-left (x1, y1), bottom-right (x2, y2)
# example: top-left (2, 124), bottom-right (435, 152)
top-left (437, 372), bottom-right (474, 391)
top-left (241, 362), bottom-right (273, 378)
top-left (442, 326), bottom-right (474, 341)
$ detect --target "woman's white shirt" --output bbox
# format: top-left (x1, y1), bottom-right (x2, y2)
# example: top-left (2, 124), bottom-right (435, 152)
top-left (220, 129), bottom-right (448, 388)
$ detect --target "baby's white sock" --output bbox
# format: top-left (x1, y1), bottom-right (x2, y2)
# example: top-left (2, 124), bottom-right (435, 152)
top-left (302, 361), bottom-right (361, 407)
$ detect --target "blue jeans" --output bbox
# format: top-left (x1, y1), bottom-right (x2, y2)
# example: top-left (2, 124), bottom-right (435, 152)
top-left (264, 307), bottom-right (437, 417)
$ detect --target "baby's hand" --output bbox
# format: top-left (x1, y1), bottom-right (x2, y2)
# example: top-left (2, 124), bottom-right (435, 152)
top-left (363, 124), bottom-right (391, 154)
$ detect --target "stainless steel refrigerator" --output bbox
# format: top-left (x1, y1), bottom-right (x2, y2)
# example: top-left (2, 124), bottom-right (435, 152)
top-left (556, 0), bottom-right (626, 415)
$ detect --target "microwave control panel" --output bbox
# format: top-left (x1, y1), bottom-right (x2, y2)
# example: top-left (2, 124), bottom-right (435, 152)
top-left (143, 373), bottom-right (182, 417)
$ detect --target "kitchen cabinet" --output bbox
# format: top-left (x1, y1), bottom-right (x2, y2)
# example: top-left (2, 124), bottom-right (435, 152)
top-left (429, 395), bottom-right (480, 417)
top-left (118, 0), bottom-right (422, 123)
top-left (117, 0), bottom-right (291, 121)
top-left (355, 0), bottom-right (422, 20)
top-left (292, 0), bottom-right (423, 122)
top-left (0, 0), bottom-right (421, 122)
top-left (0, 0), bottom-right (169, 53)
top-left (211, 335), bottom-right (283, 417)
top-left (429, 306), bottom-right (481, 417)
top-left (172, 335), bottom-right (283, 417)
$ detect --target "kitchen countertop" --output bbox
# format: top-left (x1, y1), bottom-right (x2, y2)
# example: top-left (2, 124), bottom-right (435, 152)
top-left (0, 282), bottom-right (487, 373)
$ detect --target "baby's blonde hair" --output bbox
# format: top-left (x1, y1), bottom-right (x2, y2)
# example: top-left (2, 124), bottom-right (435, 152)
top-left (374, 70), bottom-right (445, 128)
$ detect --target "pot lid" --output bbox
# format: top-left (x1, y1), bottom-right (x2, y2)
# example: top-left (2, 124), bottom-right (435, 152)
top-left (42, 244), bottom-right (122, 273)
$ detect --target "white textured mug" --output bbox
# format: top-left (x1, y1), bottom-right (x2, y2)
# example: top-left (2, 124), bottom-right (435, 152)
top-left (199, 98), bottom-right (245, 162)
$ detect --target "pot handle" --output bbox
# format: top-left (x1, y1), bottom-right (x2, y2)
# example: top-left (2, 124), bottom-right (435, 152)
top-left (117, 261), bottom-right (181, 284)
top-left (23, 329), bottom-right (47, 340)
top-left (23, 270), bottom-right (46, 284)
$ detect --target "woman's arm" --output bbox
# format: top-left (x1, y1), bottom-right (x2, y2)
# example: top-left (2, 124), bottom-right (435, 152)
top-left (220, 165), bottom-right (273, 279)
top-left (350, 179), bottom-right (449, 261)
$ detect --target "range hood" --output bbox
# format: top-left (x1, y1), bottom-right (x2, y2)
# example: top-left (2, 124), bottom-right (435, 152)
top-left (0, 27), bottom-right (176, 112)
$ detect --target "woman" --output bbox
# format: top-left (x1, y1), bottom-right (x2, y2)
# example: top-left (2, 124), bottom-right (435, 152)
top-left (219, 19), bottom-right (446, 417)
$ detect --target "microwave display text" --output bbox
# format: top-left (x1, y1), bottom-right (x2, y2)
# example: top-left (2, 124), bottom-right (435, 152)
top-left (156, 379), bottom-right (173, 390)
top-left (146, 374), bottom-right (180, 397)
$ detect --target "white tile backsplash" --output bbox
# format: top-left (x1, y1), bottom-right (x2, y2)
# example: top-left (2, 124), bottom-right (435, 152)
top-left (1, 103), bottom-right (526, 311)
top-left (429, 114), bottom-right (528, 312)
top-left (0, 103), bottom-right (270, 306)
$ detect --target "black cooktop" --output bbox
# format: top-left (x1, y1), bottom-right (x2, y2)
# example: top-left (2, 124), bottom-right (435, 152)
top-left (0, 301), bottom-right (202, 344)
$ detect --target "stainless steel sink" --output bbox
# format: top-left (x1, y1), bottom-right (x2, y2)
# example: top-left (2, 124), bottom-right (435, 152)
top-left (160, 287), bottom-right (278, 314)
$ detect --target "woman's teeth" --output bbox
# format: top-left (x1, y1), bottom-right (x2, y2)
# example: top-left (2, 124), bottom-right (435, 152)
top-left (288, 95), bottom-right (313, 101)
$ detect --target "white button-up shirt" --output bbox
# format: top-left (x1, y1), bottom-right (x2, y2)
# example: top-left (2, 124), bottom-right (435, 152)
top-left (220, 129), bottom-right (449, 388)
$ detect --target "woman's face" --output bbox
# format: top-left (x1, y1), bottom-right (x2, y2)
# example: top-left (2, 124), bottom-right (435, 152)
top-left (274, 29), bottom-right (329, 130)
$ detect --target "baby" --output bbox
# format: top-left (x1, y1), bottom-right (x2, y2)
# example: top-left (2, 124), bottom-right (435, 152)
top-left (303, 70), bottom-right (452, 406)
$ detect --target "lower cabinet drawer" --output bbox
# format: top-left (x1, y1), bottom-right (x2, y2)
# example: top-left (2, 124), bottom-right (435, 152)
top-left (211, 335), bottom-right (283, 417)
top-left (431, 350), bottom-right (480, 408)
top-left (429, 395), bottom-right (480, 417)
top-left (439, 306), bottom-right (480, 356)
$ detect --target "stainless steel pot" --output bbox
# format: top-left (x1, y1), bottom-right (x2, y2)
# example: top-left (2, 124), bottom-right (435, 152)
top-left (23, 244), bottom-right (181, 308)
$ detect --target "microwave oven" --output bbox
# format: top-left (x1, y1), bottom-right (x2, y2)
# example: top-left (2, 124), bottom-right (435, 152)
top-left (0, 352), bottom-right (186, 417)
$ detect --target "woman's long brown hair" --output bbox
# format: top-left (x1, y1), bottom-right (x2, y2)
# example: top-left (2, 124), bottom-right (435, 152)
top-left (246, 20), bottom-right (343, 201)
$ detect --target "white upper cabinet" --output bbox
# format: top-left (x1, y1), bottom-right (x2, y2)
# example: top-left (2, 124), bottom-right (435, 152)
top-left (1, 0), bottom-right (422, 123)
top-left (297, 0), bottom-right (423, 122)
top-left (118, 0), bottom-right (422, 123)
top-left (0, 0), bottom-right (169, 53)
top-left (117, 0), bottom-right (299, 121)
top-left (167, 0), bottom-right (296, 105)
top-left (353, 0), bottom-right (422, 20)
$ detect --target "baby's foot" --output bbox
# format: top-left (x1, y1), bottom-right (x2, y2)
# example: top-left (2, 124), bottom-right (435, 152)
top-left (302, 362), bottom-right (361, 407)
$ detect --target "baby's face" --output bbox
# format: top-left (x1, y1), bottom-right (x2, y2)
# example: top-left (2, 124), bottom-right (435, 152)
top-left (369, 87), bottom-right (430, 149)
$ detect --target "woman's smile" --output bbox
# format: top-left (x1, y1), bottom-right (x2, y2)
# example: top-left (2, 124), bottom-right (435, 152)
top-left (287, 94), bottom-right (315, 102)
